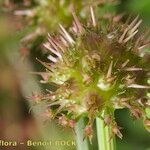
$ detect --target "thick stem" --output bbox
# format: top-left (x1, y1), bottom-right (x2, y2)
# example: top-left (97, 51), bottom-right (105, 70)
top-left (75, 118), bottom-right (90, 150)
top-left (96, 117), bottom-right (116, 150)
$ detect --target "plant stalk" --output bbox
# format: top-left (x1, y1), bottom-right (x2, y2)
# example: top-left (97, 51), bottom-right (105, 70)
top-left (96, 117), bottom-right (116, 150)
top-left (75, 118), bottom-right (90, 150)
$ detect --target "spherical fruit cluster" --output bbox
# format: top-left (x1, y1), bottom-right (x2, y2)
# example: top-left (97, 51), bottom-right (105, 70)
top-left (30, 7), bottom-right (150, 139)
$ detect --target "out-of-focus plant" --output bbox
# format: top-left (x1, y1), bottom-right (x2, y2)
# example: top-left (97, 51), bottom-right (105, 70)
top-left (13, 0), bottom-right (86, 52)
top-left (29, 4), bottom-right (150, 150)
top-left (14, 0), bottom-right (119, 30)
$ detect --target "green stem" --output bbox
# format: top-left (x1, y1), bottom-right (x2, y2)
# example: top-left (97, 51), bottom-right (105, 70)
top-left (96, 117), bottom-right (116, 150)
top-left (75, 118), bottom-right (90, 150)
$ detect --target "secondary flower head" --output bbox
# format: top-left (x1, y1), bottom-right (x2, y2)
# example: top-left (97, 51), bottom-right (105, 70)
top-left (30, 7), bottom-right (150, 139)
top-left (14, 0), bottom-right (119, 51)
